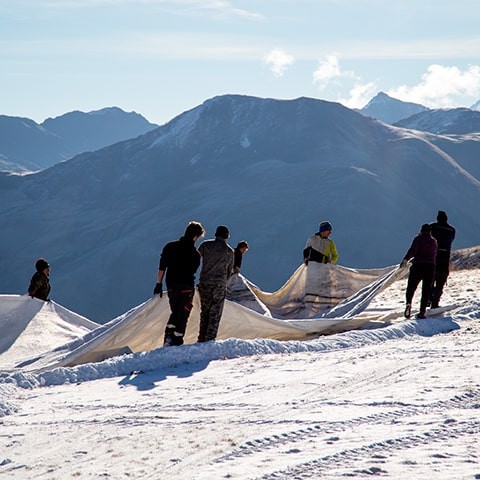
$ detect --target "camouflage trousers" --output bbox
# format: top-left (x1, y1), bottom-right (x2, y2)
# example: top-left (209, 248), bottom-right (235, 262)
top-left (198, 283), bottom-right (226, 342)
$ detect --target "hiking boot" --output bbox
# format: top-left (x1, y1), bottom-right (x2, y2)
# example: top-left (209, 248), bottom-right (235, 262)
top-left (163, 325), bottom-right (175, 347)
top-left (171, 334), bottom-right (184, 346)
top-left (404, 304), bottom-right (411, 319)
top-left (416, 312), bottom-right (426, 319)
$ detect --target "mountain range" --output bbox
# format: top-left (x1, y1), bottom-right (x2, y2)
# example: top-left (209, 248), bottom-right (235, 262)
top-left (0, 107), bottom-right (158, 172)
top-left (1, 94), bottom-right (480, 322)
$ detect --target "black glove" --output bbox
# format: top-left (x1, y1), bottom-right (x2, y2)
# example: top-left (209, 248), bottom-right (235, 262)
top-left (153, 283), bottom-right (163, 297)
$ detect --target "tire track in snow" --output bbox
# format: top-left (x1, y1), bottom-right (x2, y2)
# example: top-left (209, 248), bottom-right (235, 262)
top-left (214, 388), bottom-right (480, 464)
top-left (257, 420), bottom-right (480, 479)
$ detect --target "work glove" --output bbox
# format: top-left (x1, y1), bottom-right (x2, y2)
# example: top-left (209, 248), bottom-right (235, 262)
top-left (153, 283), bottom-right (163, 297)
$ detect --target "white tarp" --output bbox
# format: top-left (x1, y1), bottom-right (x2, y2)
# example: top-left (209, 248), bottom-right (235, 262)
top-left (0, 295), bottom-right (99, 370)
top-left (237, 262), bottom-right (399, 319)
top-left (3, 262), bottom-right (407, 372)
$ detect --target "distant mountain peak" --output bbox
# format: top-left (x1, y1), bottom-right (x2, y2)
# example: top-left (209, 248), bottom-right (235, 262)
top-left (471, 99), bottom-right (480, 111)
top-left (369, 91), bottom-right (391, 102)
top-left (360, 92), bottom-right (429, 125)
top-left (89, 106), bottom-right (123, 115)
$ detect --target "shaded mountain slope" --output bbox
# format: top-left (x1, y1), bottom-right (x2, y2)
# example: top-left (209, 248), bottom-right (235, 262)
top-left (1, 95), bottom-right (479, 322)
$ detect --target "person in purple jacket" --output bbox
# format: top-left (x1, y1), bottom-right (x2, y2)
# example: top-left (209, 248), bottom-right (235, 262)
top-left (401, 223), bottom-right (438, 319)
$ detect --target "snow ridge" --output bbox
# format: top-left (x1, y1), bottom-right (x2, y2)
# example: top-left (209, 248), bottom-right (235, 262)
top-left (0, 316), bottom-right (458, 391)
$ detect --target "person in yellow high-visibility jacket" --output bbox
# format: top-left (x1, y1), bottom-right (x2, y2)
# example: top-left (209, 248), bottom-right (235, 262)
top-left (303, 221), bottom-right (339, 265)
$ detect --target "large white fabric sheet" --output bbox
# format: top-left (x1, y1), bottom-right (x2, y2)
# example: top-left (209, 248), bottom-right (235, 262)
top-left (2, 263), bottom-right (407, 372)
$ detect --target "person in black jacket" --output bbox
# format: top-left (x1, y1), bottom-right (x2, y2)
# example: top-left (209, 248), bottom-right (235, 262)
top-left (28, 258), bottom-right (51, 301)
top-left (429, 210), bottom-right (456, 308)
top-left (154, 221), bottom-right (205, 346)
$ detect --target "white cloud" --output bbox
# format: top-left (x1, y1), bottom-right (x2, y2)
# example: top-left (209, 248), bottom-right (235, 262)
top-left (312, 55), bottom-right (341, 86)
top-left (29, 0), bottom-right (263, 20)
top-left (339, 82), bottom-right (378, 109)
top-left (311, 55), bottom-right (377, 108)
top-left (264, 49), bottom-right (294, 77)
top-left (312, 55), bottom-right (356, 89)
top-left (184, 0), bottom-right (263, 20)
top-left (388, 64), bottom-right (480, 108)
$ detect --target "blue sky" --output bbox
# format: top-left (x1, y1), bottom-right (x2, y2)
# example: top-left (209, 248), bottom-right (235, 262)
top-left (2, 0), bottom-right (480, 125)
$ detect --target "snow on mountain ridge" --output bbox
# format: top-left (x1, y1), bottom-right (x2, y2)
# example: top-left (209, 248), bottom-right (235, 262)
top-left (150, 106), bottom-right (201, 150)
top-left (395, 107), bottom-right (480, 135)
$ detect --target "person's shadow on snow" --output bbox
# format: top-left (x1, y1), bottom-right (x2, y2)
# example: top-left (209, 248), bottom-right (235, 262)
top-left (118, 360), bottom-right (210, 391)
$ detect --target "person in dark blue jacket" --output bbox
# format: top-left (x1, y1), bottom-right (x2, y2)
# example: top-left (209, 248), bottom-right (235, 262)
top-left (401, 224), bottom-right (437, 319)
top-left (429, 210), bottom-right (455, 308)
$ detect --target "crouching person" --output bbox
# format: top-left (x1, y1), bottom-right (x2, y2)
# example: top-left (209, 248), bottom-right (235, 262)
top-left (28, 258), bottom-right (51, 301)
top-left (154, 221), bottom-right (205, 346)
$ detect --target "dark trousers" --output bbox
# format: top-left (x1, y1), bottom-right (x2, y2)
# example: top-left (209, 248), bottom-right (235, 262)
top-left (406, 263), bottom-right (435, 314)
top-left (164, 287), bottom-right (194, 345)
top-left (431, 271), bottom-right (449, 308)
top-left (198, 283), bottom-right (226, 342)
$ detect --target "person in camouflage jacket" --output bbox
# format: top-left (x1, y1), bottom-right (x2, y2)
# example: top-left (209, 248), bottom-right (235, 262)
top-left (197, 225), bottom-right (234, 342)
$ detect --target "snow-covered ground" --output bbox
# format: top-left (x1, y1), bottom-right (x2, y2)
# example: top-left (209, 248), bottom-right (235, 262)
top-left (1, 267), bottom-right (479, 479)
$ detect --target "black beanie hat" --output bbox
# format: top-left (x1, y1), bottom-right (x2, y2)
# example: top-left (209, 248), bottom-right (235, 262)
top-left (35, 258), bottom-right (50, 272)
top-left (437, 210), bottom-right (448, 222)
top-left (421, 223), bottom-right (431, 233)
top-left (215, 225), bottom-right (230, 239)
